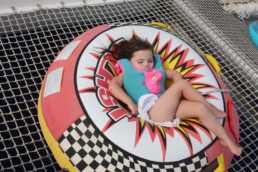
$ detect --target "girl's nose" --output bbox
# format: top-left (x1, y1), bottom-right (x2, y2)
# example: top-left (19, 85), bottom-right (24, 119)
top-left (144, 62), bottom-right (149, 67)
top-left (144, 64), bottom-right (149, 70)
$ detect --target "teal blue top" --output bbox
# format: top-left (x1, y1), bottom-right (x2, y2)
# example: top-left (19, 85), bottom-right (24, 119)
top-left (118, 54), bottom-right (166, 104)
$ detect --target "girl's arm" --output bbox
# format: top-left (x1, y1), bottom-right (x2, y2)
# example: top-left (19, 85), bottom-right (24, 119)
top-left (165, 69), bottom-right (182, 81)
top-left (108, 73), bottom-right (138, 115)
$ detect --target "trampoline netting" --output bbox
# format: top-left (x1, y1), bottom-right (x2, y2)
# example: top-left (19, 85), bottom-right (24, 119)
top-left (0, 0), bottom-right (257, 171)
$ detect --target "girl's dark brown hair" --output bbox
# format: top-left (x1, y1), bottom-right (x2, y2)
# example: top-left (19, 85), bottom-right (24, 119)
top-left (103, 38), bottom-right (153, 61)
top-left (117, 38), bottom-right (154, 60)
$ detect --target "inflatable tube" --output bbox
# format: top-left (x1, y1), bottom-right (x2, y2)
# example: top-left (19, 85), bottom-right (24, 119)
top-left (249, 22), bottom-right (258, 47)
top-left (38, 23), bottom-right (240, 171)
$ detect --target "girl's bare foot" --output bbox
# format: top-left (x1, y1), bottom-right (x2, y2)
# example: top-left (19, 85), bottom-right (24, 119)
top-left (220, 140), bottom-right (242, 156)
top-left (207, 103), bottom-right (226, 118)
top-left (214, 108), bottom-right (226, 118)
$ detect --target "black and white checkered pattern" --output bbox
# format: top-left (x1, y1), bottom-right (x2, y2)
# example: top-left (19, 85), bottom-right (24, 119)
top-left (58, 116), bottom-right (208, 171)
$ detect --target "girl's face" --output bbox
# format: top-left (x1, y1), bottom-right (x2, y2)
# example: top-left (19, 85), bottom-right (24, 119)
top-left (130, 49), bottom-right (154, 71)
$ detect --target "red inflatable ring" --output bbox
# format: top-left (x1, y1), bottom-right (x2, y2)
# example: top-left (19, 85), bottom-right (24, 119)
top-left (38, 23), bottom-right (240, 171)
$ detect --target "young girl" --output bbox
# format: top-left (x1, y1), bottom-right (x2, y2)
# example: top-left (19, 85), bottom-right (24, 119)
top-left (108, 38), bottom-right (242, 156)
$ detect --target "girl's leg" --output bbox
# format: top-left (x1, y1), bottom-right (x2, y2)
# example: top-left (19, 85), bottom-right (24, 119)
top-left (175, 100), bottom-right (242, 156)
top-left (149, 79), bottom-right (184, 122)
top-left (149, 79), bottom-right (224, 122)
top-left (174, 79), bottom-right (226, 118)
top-left (149, 79), bottom-right (241, 155)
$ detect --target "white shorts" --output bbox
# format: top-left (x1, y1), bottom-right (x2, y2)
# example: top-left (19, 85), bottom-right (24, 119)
top-left (137, 94), bottom-right (180, 127)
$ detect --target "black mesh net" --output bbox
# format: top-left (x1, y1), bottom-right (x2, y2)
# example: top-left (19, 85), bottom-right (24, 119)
top-left (1, 0), bottom-right (257, 171)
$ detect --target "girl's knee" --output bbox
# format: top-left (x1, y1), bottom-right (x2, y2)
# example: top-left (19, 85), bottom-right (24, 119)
top-left (174, 79), bottom-right (185, 86)
top-left (174, 79), bottom-right (190, 90)
top-left (165, 81), bottom-right (184, 96)
top-left (169, 79), bottom-right (185, 91)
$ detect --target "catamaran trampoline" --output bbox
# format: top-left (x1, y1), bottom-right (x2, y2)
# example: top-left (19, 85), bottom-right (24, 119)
top-left (0, 0), bottom-right (257, 171)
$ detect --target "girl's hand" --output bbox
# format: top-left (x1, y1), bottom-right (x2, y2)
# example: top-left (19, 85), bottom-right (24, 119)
top-left (127, 102), bottom-right (138, 115)
top-left (109, 73), bottom-right (138, 115)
